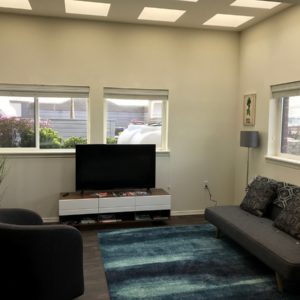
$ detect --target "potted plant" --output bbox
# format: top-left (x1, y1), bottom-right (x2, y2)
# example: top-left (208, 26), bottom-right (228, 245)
top-left (0, 157), bottom-right (6, 204)
top-left (0, 157), bottom-right (5, 183)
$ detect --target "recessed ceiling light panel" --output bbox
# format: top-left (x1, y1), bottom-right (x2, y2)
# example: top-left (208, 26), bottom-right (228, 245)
top-left (231, 0), bottom-right (281, 9)
top-left (203, 14), bottom-right (254, 28)
top-left (65, 0), bottom-right (111, 17)
top-left (138, 7), bottom-right (186, 22)
top-left (177, 0), bottom-right (198, 2)
top-left (0, 0), bottom-right (32, 10)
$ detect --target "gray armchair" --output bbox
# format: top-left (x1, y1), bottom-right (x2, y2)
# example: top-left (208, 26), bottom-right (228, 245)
top-left (0, 208), bottom-right (84, 300)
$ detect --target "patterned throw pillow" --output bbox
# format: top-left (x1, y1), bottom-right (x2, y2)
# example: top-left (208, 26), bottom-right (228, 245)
top-left (273, 182), bottom-right (300, 208)
top-left (274, 197), bottom-right (300, 240)
top-left (252, 176), bottom-right (278, 187)
top-left (240, 176), bottom-right (277, 217)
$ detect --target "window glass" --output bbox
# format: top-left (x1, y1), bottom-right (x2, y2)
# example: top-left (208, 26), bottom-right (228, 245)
top-left (105, 98), bottom-right (165, 149)
top-left (39, 97), bottom-right (87, 149)
top-left (0, 96), bottom-right (35, 147)
top-left (281, 96), bottom-right (300, 156)
top-left (0, 86), bottom-right (88, 150)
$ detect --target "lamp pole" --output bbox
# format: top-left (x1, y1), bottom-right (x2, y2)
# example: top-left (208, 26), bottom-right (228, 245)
top-left (246, 147), bottom-right (250, 188)
top-left (240, 131), bottom-right (259, 190)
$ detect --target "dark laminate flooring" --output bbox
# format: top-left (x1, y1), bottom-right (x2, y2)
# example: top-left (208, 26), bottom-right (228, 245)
top-left (75, 215), bottom-right (206, 300)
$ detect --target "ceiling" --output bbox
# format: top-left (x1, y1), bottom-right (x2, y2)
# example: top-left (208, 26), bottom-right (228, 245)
top-left (0, 0), bottom-right (298, 31)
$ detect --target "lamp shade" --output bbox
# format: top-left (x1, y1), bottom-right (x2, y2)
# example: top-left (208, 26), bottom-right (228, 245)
top-left (240, 131), bottom-right (259, 148)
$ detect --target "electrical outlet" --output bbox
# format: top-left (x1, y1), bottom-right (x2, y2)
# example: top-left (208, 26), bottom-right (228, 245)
top-left (204, 180), bottom-right (209, 189)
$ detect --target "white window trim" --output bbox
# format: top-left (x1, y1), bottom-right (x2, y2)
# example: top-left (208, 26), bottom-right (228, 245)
top-left (0, 84), bottom-right (90, 154)
top-left (0, 84), bottom-right (89, 97)
top-left (265, 155), bottom-right (300, 169)
top-left (103, 87), bottom-right (169, 152)
top-left (267, 81), bottom-right (300, 166)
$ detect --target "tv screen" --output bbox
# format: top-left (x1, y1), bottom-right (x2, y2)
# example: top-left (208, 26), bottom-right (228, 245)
top-left (75, 144), bottom-right (156, 191)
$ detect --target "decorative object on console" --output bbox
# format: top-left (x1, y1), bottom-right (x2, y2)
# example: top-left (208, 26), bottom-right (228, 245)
top-left (240, 130), bottom-right (259, 188)
top-left (243, 94), bottom-right (256, 126)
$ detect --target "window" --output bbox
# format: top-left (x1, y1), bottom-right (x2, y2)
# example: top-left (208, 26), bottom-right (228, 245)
top-left (280, 96), bottom-right (300, 156)
top-left (104, 88), bottom-right (168, 151)
top-left (0, 84), bottom-right (89, 150)
top-left (268, 81), bottom-right (300, 160)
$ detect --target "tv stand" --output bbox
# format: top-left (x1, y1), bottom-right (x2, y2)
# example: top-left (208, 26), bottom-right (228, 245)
top-left (59, 188), bottom-right (171, 226)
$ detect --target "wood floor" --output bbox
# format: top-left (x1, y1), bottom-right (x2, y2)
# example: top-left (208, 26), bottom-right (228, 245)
top-left (75, 215), bottom-right (206, 300)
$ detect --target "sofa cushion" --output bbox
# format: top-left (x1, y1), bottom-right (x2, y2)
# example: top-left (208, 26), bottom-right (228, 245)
top-left (274, 197), bottom-right (300, 240)
top-left (265, 204), bottom-right (283, 221)
top-left (273, 182), bottom-right (300, 209)
top-left (240, 176), bottom-right (277, 217)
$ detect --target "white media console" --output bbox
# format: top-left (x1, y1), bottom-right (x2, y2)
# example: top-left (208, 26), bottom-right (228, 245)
top-left (59, 188), bottom-right (171, 225)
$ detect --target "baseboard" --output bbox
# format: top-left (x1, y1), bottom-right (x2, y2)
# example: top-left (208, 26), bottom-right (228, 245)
top-left (171, 209), bottom-right (205, 216)
top-left (43, 217), bottom-right (59, 223)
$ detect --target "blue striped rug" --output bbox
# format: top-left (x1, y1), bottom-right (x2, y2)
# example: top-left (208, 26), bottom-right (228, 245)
top-left (98, 224), bottom-right (298, 300)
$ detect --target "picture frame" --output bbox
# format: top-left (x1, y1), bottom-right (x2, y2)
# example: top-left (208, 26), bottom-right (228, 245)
top-left (243, 94), bottom-right (256, 126)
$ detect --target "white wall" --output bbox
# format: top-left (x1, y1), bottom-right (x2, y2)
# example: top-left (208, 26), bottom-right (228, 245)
top-left (0, 14), bottom-right (239, 219)
top-left (235, 5), bottom-right (300, 203)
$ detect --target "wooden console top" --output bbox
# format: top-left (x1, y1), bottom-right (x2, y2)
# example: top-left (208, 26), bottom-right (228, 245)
top-left (60, 188), bottom-right (169, 200)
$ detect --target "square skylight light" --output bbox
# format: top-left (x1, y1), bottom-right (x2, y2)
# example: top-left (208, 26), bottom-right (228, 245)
top-left (0, 0), bottom-right (31, 10)
top-left (203, 14), bottom-right (254, 28)
top-left (138, 7), bottom-right (186, 22)
top-left (231, 0), bottom-right (281, 9)
top-left (65, 0), bottom-right (111, 17)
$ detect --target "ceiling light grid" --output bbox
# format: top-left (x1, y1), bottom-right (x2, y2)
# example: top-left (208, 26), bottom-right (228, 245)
top-left (231, 0), bottom-right (281, 9)
top-left (138, 7), bottom-right (186, 23)
top-left (65, 0), bottom-right (110, 17)
top-left (203, 14), bottom-right (254, 28)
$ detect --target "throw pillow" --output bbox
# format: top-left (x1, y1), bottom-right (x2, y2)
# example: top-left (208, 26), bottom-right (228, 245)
top-left (246, 175), bottom-right (278, 189)
top-left (273, 182), bottom-right (300, 209)
top-left (274, 196), bottom-right (300, 240)
top-left (258, 175), bottom-right (277, 184)
top-left (240, 176), bottom-right (277, 217)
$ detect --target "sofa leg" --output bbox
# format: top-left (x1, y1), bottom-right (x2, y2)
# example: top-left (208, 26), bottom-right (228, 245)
top-left (275, 272), bottom-right (284, 293)
top-left (215, 227), bottom-right (221, 239)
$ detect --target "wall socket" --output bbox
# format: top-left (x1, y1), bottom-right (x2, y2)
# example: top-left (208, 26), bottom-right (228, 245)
top-left (204, 180), bottom-right (209, 189)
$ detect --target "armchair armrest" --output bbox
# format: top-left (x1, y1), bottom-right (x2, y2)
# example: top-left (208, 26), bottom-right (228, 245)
top-left (1, 224), bottom-right (84, 300)
top-left (0, 208), bottom-right (43, 225)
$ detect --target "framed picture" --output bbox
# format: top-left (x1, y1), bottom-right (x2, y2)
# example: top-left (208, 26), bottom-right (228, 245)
top-left (243, 94), bottom-right (256, 126)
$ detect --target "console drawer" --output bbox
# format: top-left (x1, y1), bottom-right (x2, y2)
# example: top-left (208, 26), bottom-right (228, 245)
top-left (99, 197), bottom-right (135, 213)
top-left (135, 195), bottom-right (171, 211)
top-left (59, 198), bottom-right (98, 216)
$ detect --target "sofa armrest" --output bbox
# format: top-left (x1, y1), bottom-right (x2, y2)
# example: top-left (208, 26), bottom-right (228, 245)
top-left (0, 224), bottom-right (84, 300)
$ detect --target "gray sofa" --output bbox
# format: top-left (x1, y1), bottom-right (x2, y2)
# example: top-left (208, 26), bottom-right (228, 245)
top-left (205, 177), bottom-right (300, 293)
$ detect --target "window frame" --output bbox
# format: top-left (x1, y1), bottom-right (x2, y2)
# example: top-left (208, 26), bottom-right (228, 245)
top-left (103, 87), bottom-right (169, 152)
top-left (267, 81), bottom-right (300, 164)
top-left (0, 84), bottom-right (90, 154)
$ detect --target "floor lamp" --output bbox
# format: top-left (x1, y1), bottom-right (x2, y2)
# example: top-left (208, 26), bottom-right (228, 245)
top-left (240, 131), bottom-right (259, 188)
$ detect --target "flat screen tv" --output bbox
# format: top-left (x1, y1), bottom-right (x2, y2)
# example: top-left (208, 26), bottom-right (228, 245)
top-left (75, 144), bottom-right (156, 192)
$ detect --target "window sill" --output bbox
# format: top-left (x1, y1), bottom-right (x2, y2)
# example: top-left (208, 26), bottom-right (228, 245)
top-left (0, 149), bottom-right (170, 158)
top-left (0, 149), bottom-right (75, 158)
top-left (265, 155), bottom-right (300, 169)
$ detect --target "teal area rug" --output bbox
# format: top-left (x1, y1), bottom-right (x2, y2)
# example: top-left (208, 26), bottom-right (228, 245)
top-left (98, 224), bottom-right (299, 300)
